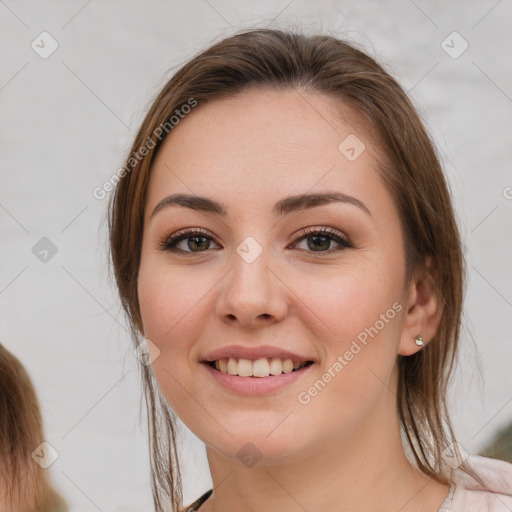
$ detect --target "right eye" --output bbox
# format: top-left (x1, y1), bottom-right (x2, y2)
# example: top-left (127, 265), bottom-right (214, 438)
top-left (158, 228), bottom-right (221, 255)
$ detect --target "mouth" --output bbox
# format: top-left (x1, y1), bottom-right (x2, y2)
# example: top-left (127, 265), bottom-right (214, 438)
top-left (202, 357), bottom-right (315, 378)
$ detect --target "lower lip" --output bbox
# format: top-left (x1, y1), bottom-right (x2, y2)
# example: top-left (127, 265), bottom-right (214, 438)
top-left (201, 362), bottom-right (314, 395)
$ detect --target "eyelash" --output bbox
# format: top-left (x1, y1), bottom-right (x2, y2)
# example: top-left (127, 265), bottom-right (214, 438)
top-left (157, 226), bottom-right (354, 256)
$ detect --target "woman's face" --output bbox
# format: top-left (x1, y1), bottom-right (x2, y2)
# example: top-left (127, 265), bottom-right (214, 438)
top-left (138, 88), bottom-right (418, 464)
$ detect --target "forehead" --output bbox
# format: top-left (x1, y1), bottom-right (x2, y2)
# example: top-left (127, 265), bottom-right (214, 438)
top-left (146, 88), bottom-right (387, 221)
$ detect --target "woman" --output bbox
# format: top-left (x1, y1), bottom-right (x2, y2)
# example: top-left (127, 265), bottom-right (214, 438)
top-left (107, 28), bottom-right (512, 511)
top-left (0, 342), bottom-right (68, 511)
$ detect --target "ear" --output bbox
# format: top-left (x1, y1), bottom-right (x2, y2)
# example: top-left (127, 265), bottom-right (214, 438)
top-left (398, 255), bottom-right (442, 356)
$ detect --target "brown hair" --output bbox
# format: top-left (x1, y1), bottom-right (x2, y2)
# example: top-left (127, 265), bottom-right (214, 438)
top-left (0, 342), bottom-right (68, 511)
top-left (107, 28), bottom-right (483, 511)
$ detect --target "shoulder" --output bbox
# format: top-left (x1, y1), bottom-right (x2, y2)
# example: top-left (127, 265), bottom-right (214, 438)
top-left (450, 455), bottom-right (512, 511)
top-left (451, 488), bottom-right (512, 511)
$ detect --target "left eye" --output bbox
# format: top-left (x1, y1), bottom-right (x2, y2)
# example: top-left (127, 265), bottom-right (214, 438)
top-left (291, 227), bottom-right (353, 253)
top-left (159, 227), bottom-right (353, 255)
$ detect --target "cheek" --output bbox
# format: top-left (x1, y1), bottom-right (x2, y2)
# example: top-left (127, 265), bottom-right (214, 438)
top-left (137, 256), bottom-right (220, 364)
top-left (301, 264), bottom-right (403, 396)
top-left (137, 258), bottom-right (209, 412)
top-left (138, 253), bottom-right (194, 337)
top-left (301, 261), bottom-right (401, 345)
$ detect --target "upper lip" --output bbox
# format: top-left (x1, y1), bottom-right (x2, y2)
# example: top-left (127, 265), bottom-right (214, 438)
top-left (202, 345), bottom-right (315, 363)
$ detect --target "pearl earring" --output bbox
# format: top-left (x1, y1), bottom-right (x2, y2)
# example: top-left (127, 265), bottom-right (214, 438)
top-left (414, 335), bottom-right (424, 347)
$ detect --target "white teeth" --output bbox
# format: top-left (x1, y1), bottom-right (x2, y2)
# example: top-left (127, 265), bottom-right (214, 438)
top-left (252, 358), bottom-right (270, 377)
top-left (237, 358), bottom-right (253, 377)
top-left (227, 358), bottom-right (238, 375)
top-left (282, 359), bottom-right (294, 373)
top-left (269, 358), bottom-right (283, 376)
top-left (212, 357), bottom-right (308, 377)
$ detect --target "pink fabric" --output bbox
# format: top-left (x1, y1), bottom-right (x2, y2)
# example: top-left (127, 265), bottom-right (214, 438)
top-left (448, 455), bottom-right (512, 511)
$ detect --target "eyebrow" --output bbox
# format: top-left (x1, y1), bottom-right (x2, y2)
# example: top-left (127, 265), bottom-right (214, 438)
top-left (150, 191), bottom-right (371, 219)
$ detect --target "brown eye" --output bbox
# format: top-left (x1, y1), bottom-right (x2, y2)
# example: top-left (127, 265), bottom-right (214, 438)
top-left (158, 228), bottom-right (220, 254)
top-left (291, 227), bottom-right (353, 253)
top-left (158, 226), bottom-right (353, 256)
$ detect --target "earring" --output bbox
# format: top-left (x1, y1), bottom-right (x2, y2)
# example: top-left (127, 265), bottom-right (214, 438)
top-left (414, 335), bottom-right (424, 347)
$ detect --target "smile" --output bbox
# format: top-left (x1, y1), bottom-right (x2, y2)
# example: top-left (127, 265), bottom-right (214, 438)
top-left (201, 358), bottom-right (315, 395)
top-left (206, 357), bottom-right (314, 377)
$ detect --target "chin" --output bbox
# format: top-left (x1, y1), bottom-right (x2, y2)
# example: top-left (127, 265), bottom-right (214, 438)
top-left (204, 428), bottom-right (308, 467)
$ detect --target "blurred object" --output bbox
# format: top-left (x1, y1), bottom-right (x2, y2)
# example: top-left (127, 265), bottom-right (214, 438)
top-left (0, 341), bottom-right (68, 512)
top-left (478, 421), bottom-right (512, 464)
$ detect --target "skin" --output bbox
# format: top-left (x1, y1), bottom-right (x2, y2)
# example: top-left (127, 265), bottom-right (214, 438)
top-left (138, 88), bottom-right (450, 512)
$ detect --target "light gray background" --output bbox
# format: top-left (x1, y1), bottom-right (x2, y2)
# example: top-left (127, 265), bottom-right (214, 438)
top-left (1, 1), bottom-right (511, 511)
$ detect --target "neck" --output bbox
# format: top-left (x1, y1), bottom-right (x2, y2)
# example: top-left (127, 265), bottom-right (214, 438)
top-left (201, 368), bottom-right (449, 512)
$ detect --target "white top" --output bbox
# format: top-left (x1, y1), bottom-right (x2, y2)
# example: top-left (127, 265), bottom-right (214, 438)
top-left (439, 454), bottom-right (512, 511)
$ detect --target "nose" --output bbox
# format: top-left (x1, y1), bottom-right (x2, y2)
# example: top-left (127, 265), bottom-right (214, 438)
top-left (215, 242), bottom-right (288, 329)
